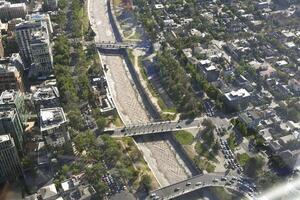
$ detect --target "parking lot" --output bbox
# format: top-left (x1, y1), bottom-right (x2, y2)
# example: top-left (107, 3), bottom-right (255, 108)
top-left (102, 172), bottom-right (126, 197)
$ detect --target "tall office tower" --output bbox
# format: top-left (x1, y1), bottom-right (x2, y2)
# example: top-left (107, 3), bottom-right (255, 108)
top-left (29, 30), bottom-right (53, 78)
top-left (0, 31), bottom-right (4, 58)
top-left (0, 90), bottom-right (27, 123)
top-left (0, 134), bottom-right (22, 182)
top-left (44, 0), bottom-right (58, 11)
top-left (15, 13), bottom-right (53, 78)
top-left (0, 108), bottom-right (24, 151)
top-left (0, 1), bottom-right (27, 22)
top-left (0, 62), bottom-right (24, 92)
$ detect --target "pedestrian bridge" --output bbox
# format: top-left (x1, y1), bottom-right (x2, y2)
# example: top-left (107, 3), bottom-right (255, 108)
top-left (147, 172), bottom-right (254, 200)
top-left (103, 119), bottom-right (201, 137)
top-left (95, 41), bottom-right (136, 49)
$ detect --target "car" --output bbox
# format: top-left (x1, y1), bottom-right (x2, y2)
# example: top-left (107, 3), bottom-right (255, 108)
top-left (186, 182), bottom-right (191, 186)
top-left (176, 125), bottom-right (182, 129)
top-left (150, 193), bottom-right (156, 197)
top-left (221, 177), bottom-right (227, 181)
top-left (213, 178), bottom-right (219, 182)
top-left (195, 181), bottom-right (202, 186)
top-left (121, 128), bottom-right (125, 132)
top-left (225, 182), bottom-right (232, 186)
top-left (174, 187), bottom-right (180, 192)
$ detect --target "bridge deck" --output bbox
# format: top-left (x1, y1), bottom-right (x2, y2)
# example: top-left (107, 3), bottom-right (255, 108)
top-left (147, 173), bottom-right (252, 200)
top-left (107, 119), bottom-right (201, 137)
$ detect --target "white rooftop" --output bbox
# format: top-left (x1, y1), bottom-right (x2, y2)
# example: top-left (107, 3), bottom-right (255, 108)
top-left (225, 88), bottom-right (250, 101)
top-left (40, 107), bottom-right (67, 131)
top-left (0, 134), bottom-right (10, 143)
top-left (206, 65), bottom-right (217, 71)
top-left (38, 184), bottom-right (57, 199)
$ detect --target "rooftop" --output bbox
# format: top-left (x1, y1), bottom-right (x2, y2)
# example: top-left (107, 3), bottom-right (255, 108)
top-left (0, 134), bottom-right (10, 143)
top-left (0, 90), bottom-right (19, 104)
top-left (40, 107), bottom-right (67, 132)
top-left (0, 108), bottom-right (17, 119)
top-left (38, 184), bottom-right (58, 199)
top-left (32, 86), bottom-right (59, 101)
top-left (225, 88), bottom-right (250, 101)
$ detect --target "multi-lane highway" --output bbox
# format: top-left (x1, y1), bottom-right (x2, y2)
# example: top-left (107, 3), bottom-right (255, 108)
top-left (107, 119), bottom-right (201, 137)
top-left (147, 173), bottom-right (254, 200)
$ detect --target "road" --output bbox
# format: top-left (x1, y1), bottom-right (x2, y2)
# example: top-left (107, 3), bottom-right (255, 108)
top-left (88, 0), bottom-right (192, 186)
top-left (147, 173), bottom-right (253, 200)
top-left (108, 119), bottom-right (202, 137)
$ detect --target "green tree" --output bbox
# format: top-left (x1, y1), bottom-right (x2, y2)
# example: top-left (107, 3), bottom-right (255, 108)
top-left (68, 109), bottom-right (85, 131)
top-left (96, 116), bottom-right (107, 131)
top-left (140, 174), bottom-right (152, 192)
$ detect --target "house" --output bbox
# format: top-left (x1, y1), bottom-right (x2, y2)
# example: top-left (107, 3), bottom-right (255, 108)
top-left (288, 79), bottom-right (300, 93)
top-left (238, 110), bottom-right (263, 129)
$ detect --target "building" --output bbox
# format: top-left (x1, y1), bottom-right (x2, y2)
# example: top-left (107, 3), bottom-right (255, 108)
top-left (15, 14), bottom-right (53, 77)
top-left (0, 1), bottom-right (27, 22)
top-left (26, 13), bottom-right (53, 35)
top-left (39, 107), bottom-right (69, 147)
top-left (288, 79), bottom-right (300, 93)
top-left (0, 63), bottom-right (24, 92)
top-left (25, 176), bottom-right (96, 200)
top-left (44, 0), bottom-right (58, 11)
top-left (201, 65), bottom-right (220, 82)
top-left (0, 108), bottom-right (24, 151)
top-left (61, 175), bottom-right (96, 200)
top-left (32, 86), bottom-right (60, 110)
top-left (224, 88), bottom-right (251, 110)
top-left (0, 32), bottom-right (4, 58)
top-left (0, 134), bottom-right (22, 182)
top-left (29, 30), bottom-right (53, 78)
top-left (239, 110), bottom-right (263, 129)
top-left (0, 90), bottom-right (27, 123)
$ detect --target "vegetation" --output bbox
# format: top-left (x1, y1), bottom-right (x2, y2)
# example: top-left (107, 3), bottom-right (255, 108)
top-left (70, 0), bottom-right (89, 38)
top-left (156, 51), bottom-right (203, 118)
top-left (244, 156), bottom-right (265, 178)
top-left (227, 132), bottom-right (238, 150)
top-left (174, 130), bottom-right (194, 145)
top-left (237, 153), bottom-right (250, 167)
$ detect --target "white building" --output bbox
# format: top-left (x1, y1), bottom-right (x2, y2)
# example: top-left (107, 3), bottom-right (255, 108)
top-left (39, 107), bottom-right (69, 147)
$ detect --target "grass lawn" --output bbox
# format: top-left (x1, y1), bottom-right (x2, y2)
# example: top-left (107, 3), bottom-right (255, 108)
top-left (174, 130), bottom-right (194, 145)
top-left (237, 153), bottom-right (250, 167)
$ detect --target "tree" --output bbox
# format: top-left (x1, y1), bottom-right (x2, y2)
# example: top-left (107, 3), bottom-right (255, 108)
top-left (244, 156), bottom-right (264, 178)
top-left (96, 116), bottom-right (107, 131)
top-left (202, 119), bottom-right (215, 130)
top-left (68, 109), bottom-right (85, 131)
top-left (140, 174), bottom-right (152, 192)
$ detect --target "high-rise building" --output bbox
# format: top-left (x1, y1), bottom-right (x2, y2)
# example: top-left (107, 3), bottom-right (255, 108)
top-left (0, 108), bottom-right (24, 151)
top-left (0, 1), bottom-right (27, 22)
top-left (15, 13), bottom-right (53, 78)
top-left (0, 63), bottom-right (24, 92)
top-left (0, 32), bottom-right (4, 58)
top-left (29, 30), bottom-right (53, 78)
top-left (0, 90), bottom-right (27, 123)
top-left (44, 0), bottom-right (58, 11)
top-left (0, 134), bottom-right (22, 182)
